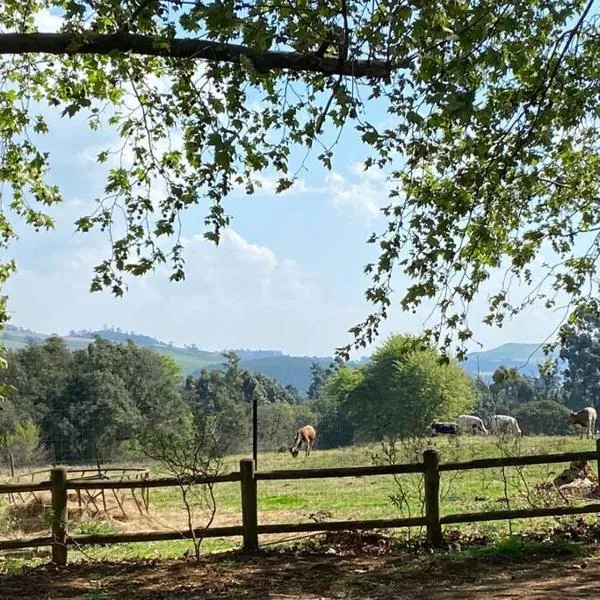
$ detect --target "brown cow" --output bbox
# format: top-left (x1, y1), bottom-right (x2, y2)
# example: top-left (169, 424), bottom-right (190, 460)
top-left (568, 407), bottom-right (597, 439)
top-left (289, 425), bottom-right (316, 458)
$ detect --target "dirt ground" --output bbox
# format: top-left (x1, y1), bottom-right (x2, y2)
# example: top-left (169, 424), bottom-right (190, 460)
top-left (2, 541), bottom-right (600, 600)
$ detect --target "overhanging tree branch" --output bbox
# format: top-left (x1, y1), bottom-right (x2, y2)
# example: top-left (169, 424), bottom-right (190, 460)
top-left (0, 32), bottom-right (394, 77)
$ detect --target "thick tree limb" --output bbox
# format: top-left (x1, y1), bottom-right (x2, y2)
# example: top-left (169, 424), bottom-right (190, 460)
top-left (0, 32), bottom-right (394, 77)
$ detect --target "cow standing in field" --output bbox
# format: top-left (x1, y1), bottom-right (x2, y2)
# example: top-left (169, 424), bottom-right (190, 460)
top-left (568, 407), bottom-right (597, 439)
top-left (289, 425), bottom-right (316, 458)
top-left (431, 421), bottom-right (459, 436)
top-left (490, 415), bottom-right (522, 436)
top-left (457, 415), bottom-right (488, 436)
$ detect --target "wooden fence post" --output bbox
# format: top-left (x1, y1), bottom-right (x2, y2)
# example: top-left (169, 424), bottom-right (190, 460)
top-left (423, 449), bottom-right (442, 546)
top-left (596, 439), bottom-right (600, 486)
top-left (240, 458), bottom-right (258, 552)
top-left (9, 454), bottom-right (15, 478)
top-left (50, 467), bottom-right (68, 565)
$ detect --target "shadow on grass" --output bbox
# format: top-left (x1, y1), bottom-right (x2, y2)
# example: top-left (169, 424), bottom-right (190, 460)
top-left (0, 536), bottom-right (598, 599)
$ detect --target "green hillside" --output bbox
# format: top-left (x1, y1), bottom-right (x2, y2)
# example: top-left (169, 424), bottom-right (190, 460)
top-left (1, 328), bottom-right (95, 351)
top-left (1, 326), bottom-right (224, 372)
top-left (0, 326), bottom-right (334, 393)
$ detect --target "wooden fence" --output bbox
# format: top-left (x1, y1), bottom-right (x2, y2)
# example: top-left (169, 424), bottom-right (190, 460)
top-left (2, 440), bottom-right (600, 564)
top-left (7, 466), bottom-right (151, 516)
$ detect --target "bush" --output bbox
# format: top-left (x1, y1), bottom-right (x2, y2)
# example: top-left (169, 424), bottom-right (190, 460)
top-left (77, 521), bottom-right (119, 535)
top-left (3, 421), bottom-right (45, 467)
top-left (514, 400), bottom-right (574, 435)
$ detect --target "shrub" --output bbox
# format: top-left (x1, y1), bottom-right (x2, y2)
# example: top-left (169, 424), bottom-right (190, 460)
top-left (3, 421), bottom-right (45, 467)
top-left (514, 400), bottom-right (574, 435)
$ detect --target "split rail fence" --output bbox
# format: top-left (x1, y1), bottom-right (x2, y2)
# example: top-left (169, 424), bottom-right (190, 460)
top-left (2, 440), bottom-right (600, 564)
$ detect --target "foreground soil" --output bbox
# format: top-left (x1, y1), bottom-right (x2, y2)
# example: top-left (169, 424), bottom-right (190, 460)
top-left (2, 539), bottom-right (600, 599)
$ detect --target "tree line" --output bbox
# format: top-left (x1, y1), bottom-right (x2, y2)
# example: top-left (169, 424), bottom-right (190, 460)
top-left (1, 308), bottom-right (599, 467)
top-left (0, 337), bottom-right (313, 466)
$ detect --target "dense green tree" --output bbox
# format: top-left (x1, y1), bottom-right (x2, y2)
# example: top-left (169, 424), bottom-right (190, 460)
top-left (307, 362), bottom-right (332, 401)
top-left (8, 337), bottom-right (74, 460)
top-left (65, 338), bottom-right (188, 460)
top-left (314, 367), bottom-right (363, 448)
top-left (1, 421), bottom-right (43, 466)
top-left (558, 302), bottom-right (600, 412)
top-left (345, 335), bottom-right (477, 440)
top-left (535, 361), bottom-right (564, 404)
top-left (488, 367), bottom-right (536, 415)
top-left (0, 336), bottom-right (188, 462)
top-left (257, 401), bottom-right (316, 451)
top-left (62, 370), bottom-right (140, 460)
top-left (222, 352), bottom-right (245, 404)
top-left (184, 352), bottom-right (308, 453)
top-left (473, 376), bottom-right (496, 424)
top-left (284, 384), bottom-right (301, 404)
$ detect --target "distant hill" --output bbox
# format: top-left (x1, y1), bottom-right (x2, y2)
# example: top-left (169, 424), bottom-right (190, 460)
top-left (1, 325), bottom-right (559, 391)
top-left (462, 343), bottom-right (557, 379)
top-left (238, 356), bottom-right (333, 392)
top-left (234, 350), bottom-right (284, 361)
top-left (1, 325), bottom-right (335, 393)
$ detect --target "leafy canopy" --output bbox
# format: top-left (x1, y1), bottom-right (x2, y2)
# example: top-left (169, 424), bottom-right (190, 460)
top-left (0, 0), bottom-right (598, 360)
top-left (514, 400), bottom-right (573, 435)
top-left (0, 336), bottom-right (187, 461)
top-left (557, 300), bottom-right (600, 411)
top-left (321, 335), bottom-right (477, 440)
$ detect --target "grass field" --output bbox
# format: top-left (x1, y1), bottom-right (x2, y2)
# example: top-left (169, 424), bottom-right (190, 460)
top-left (1, 435), bottom-right (598, 571)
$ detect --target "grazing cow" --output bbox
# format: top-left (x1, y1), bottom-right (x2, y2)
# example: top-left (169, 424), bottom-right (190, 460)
top-left (431, 421), bottom-right (459, 436)
top-left (490, 415), bottom-right (522, 436)
top-left (568, 407), bottom-right (597, 439)
top-left (457, 415), bottom-right (489, 436)
top-left (289, 425), bottom-right (316, 458)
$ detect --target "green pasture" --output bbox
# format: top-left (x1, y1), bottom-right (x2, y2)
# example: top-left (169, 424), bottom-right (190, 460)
top-left (1, 435), bottom-right (598, 570)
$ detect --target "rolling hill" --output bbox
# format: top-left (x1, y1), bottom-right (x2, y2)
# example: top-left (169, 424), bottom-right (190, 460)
top-left (0, 325), bottom-right (336, 393)
top-left (461, 342), bottom-right (557, 379)
top-left (1, 325), bottom-right (555, 391)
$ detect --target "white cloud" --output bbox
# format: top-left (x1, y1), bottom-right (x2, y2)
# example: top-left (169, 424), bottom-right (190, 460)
top-left (5, 228), bottom-right (362, 355)
top-left (324, 169), bottom-right (390, 223)
top-left (34, 9), bottom-right (63, 32)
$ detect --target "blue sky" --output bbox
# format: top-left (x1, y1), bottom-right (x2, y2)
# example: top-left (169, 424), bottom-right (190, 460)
top-left (2, 9), bottom-right (569, 358)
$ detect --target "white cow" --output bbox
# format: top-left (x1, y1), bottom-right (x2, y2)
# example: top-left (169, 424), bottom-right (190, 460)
top-left (567, 407), bottom-right (597, 439)
top-left (457, 415), bottom-right (488, 436)
top-left (490, 415), bottom-right (522, 436)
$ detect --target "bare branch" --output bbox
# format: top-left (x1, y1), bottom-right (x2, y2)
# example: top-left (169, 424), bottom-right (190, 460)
top-left (0, 32), bottom-right (394, 77)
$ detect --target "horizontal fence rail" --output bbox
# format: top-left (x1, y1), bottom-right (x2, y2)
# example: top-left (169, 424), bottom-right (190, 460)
top-left (0, 481), bottom-right (53, 494)
top-left (67, 472), bottom-right (241, 490)
top-left (255, 463), bottom-right (424, 480)
top-left (441, 503), bottom-right (600, 525)
top-left (1, 442), bottom-right (600, 563)
top-left (438, 451), bottom-right (599, 472)
top-left (257, 516), bottom-right (427, 534)
top-left (70, 524), bottom-right (244, 546)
